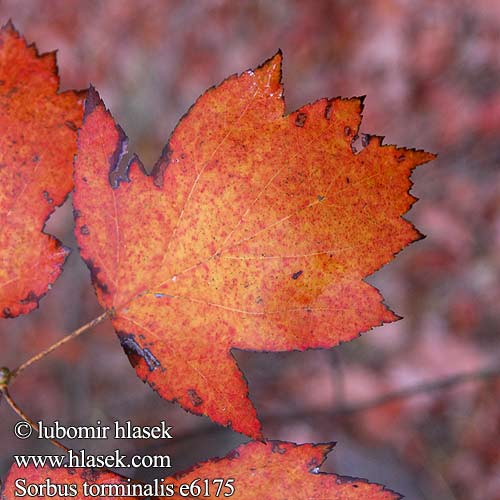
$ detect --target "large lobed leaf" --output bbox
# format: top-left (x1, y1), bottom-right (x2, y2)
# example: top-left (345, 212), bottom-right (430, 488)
top-left (74, 52), bottom-right (435, 438)
top-left (0, 22), bottom-right (84, 318)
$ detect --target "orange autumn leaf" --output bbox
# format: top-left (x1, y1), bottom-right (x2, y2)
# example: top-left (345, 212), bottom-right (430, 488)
top-left (73, 53), bottom-right (434, 438)
top-left (166, 441), bottom-right (399, 499)
top-left (0, 22), bottom-right (84, 318)
top-left (0, 463), bottom-right (140, 500)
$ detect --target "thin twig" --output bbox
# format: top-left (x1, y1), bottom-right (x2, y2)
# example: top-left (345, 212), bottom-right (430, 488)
top-left (10, 311), bottom-right (110, 381)
top-left (1, 387), bottom-right (69, 453)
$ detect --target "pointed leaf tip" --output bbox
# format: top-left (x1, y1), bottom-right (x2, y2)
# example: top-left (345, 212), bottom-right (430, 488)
top-left (254, 50), bottom-right (283, 95)
top-left (83, 85), bottom-right (103, 121)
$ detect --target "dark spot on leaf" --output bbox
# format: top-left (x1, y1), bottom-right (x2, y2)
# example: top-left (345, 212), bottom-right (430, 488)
top-left (397, 154), bottom-right (405, 163)
top-left (324, 101), bottom-right (333, 120)
top-left (226, 450), bottom-right (240, 460)
top-left (65, 120), bottom-right (78, 132)
top-left (42, 191), bottom-right (53, 203)
top-left (2, 307), bottom-right (13, 318)
top-left (152, 145), bottom-right (173, 188)
top-left (73, 209), bottom-right (81, 219)
top-left (20, 290), bottom-right (39, 305)
top-left (80, 225), bottom-right (90, 235)
top-left (81, 469), bottom-right (101, 482)
top-left (334, 476), bottom-right (356, 485)
top-left (255, 296), bottom-right (263, 304)
top-left (187, 388), bottom-right (203, 407)
top-left (344, 126), bottom-right (351, 136)
top-left (295, 112), bottom-right (307, 127)
top-left (350, 135), bottom-right (364, 154)
top-left (6, 87), bottom-right (18, 97)
top-left (295, 113), bottom-right (307, 127)
top-left (119, 332), bottom-right (161, 372)
top-left (317, 195), bottom-right (325, 201)
top-left (32, 154), bottom-right (39, 163)
top-left (271, 443), bottom-right (287, 454)
top-left (83, 85), bottom-right (101, 122)
top-left (346, 177), bottom-right (350, 184)
top-left (292, 270), bottom-right (303, 280)
top-left (82, 257), bottom-right (109, 294)
top-left (108, 124), bottom-right (130, 189)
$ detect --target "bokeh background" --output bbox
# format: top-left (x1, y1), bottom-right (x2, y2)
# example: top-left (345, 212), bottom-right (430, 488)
top-left (0, 1), bottom-right (499, 499)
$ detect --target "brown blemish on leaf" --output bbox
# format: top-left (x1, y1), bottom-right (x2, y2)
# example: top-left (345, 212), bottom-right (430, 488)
top-left (226, 450), bottom-right (240, 460)
top-left (108, 124), bottom-right (130, 189)
top-left (119, 332), bottom-right (161, 372)
top-left (82, 257), bottom-right (109, 294)
top-left (80, 468), bottom-right (101, 483)
top-left (2, 307), bottom-right (13, 318)
top-left (20, 290), bottom-right (40, 305)
top-left (292, 270), bottom-right (303, 280)
top-left (271, 442), bottom-right (287, 454)
top-left (187, 388), bottom-right (203, 407)
top-left (80, 224), bottom-right (90, 235)
top-left (152, 144), bottom-right (173, 189)
top-left (295, 112), bottom-right (307, 127)
top-left (65, 120), bottom-right (78, 132)
top-left (324, 101), bottom-right (333, 120)
top-left (42, 190), bottom-right (53, 203)
top-left (82, 85), bottom-right (101, 122)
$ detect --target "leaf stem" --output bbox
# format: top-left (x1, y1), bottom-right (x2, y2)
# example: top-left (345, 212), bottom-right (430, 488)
top-left (1, 387), bottom-right (69, 453)
top-left (10, 311), bottom-right (110, 382)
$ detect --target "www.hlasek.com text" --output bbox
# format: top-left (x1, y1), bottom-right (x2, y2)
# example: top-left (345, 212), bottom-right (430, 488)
top-left (14, 448), bottom-right (172, 469)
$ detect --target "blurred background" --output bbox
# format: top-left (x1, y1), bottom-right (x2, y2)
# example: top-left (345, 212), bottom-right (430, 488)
top-left (0, 1), bottom-right (499, 499)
